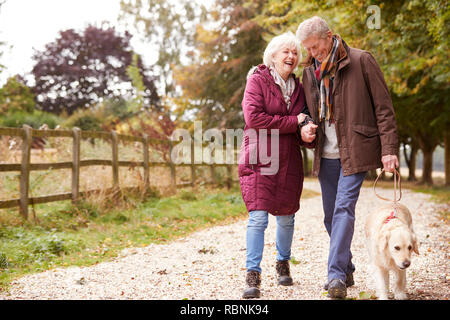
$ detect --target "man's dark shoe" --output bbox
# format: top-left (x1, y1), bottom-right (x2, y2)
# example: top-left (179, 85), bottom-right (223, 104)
top-left (327, 279), bottom-right (347, 299)
top-left (242, 270), bottom-right (261, 299)
top-left (276, 260), bottom-right (293, 286)
top-left (323, 272), bottom-right (354, 290)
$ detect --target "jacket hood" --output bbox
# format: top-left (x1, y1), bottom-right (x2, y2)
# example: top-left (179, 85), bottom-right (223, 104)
top-left (246, 64), bottom-right (269, 80)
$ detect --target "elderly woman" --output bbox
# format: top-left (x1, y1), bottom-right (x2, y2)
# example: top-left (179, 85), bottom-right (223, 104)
top-left (239, 32), bottom-right (317, 299)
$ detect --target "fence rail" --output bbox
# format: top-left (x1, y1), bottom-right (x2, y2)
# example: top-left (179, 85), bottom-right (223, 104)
top-left (0, 125), bottom-right (237, 219)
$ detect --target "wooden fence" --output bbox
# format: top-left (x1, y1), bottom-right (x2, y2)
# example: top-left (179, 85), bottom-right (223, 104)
top-left (0, 125), bottom-right (237, 220)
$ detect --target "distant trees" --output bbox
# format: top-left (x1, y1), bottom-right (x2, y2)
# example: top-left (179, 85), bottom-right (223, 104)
top-left (1, 0), bottom-right (446, 184)
top-left (253, 0), bottom-right (449, 185)
top-left (119, 0), bottom-right (201, 100)
top-left (0, 75), bottom-right (61, 129)
top-left (174, 0), bottom-right (267, 129)
top-left (31, 25), bottom-right (160, 115)
top-left (0, 76), bottom-right (34, 114)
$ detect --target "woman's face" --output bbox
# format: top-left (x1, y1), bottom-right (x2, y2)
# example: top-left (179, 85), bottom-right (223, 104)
top-left (272, 45), bottom-right (298, 80)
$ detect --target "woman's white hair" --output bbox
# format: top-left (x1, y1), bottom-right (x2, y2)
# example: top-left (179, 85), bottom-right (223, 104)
top-left (263, 31), bottom-right (302, 69)
top-left (296, 16), bottom-right (330, 42)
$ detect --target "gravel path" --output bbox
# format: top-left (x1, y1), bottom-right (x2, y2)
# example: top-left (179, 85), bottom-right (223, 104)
top-left (1, 180), bottom-right (448, 300)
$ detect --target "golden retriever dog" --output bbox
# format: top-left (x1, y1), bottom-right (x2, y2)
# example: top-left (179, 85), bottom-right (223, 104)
top-left (365, 203), bottom-right (419, 300)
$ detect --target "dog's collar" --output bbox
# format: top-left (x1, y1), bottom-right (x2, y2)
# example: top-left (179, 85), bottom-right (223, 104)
top-left (384, 211), bottom-right (397, 224)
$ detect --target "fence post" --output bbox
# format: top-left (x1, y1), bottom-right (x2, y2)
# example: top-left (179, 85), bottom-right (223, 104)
top-left (168, 140), bottom-right (176, 193)
top-left (210, 164), bottom-right (216, 186)
top-left (111, 130), bottom-right (119, 190)
top-left (190, 139), bottom-right (196, 187)
top-left (143, 134), bottom-right (150, 191)
top-left (226, 165), bottom-right (232, 190)
top-left (19, 125), bottom-right (32, 219)
top-left (72, 127), bottom-right (81, 203)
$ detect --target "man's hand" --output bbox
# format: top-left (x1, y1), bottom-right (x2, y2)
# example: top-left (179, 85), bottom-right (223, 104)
top-left (381, 155), bottom-right (399, 173)
top-left (301, 122), bottom-right (318, 143)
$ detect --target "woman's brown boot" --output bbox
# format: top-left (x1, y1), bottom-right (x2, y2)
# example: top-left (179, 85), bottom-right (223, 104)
top-left (242, 270), bottom-right (261, 299)
top-left (276, 260), bottom-right (293, 286)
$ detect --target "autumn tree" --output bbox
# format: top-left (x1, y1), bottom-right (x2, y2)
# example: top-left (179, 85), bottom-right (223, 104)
top-left (31, 25), bottom-right (160, 115)
top-left (0, 0), bottom-right (6, 74)
top-left (255, 0), bottom-right (449, 185)
top-left (173, 0), bottom-right (267, 130)
top-left (119, 0), bottom-right (202, 99)
top-left (0, 75), bottom-right (35, 114)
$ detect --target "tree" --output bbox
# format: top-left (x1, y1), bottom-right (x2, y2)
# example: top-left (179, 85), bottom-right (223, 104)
top-left (0, 0), bottom-right (6, 74)
top-left (174, 0), bottom-right (267, 130)
top-left (31, 25), bottom-right (160, 115)
top-left (255, 0), bottom-right (449, 185)
top-left (0, 75), bottom-right (35, 114)
top-left (119, 0), bottom-right (202, 99)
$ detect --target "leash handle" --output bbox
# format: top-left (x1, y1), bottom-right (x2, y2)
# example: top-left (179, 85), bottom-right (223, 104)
top-left (373, 168), bottom-right (402, 203)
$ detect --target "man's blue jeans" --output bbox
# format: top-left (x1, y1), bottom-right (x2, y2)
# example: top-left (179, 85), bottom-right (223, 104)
top-left (318, 158), bottom-right (366, 282)
top-left (246, 210), bottom-right (295, 273)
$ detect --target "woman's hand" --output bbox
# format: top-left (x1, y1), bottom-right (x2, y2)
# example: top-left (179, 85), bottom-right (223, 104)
top-left (297, 113), bottom-right (307, 124)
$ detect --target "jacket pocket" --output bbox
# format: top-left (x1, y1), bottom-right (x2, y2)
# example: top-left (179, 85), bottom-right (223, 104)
top-left (350, 124), bottom-right (381, 168)
top-left (239, 171), bottom-right (256, 205)
top-left (352, 124), bottom-right (379, 138)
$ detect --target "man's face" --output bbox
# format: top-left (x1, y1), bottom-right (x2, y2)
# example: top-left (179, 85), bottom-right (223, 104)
top-left (301, 32), bottom-right (333, 63)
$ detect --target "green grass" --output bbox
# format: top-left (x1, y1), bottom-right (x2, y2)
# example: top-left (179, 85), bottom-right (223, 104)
top-left (411, 185), bottom-right (450, 204)
top-left (0, 186), bottom-right (319, 291)
top-left (411, 185), bottom-right (450, 222)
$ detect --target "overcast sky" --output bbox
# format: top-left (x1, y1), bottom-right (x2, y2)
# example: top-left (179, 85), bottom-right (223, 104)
top-left (0, 0), bottom-right (124, 85)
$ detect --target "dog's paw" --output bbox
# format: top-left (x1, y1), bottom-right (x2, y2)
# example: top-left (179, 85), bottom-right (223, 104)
top-left (376, 292), bottom-right (389, 300)
top-left (394, 291), bottom-right (408, 300)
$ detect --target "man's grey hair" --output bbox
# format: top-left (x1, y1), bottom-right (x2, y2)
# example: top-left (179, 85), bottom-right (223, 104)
top-left (296, 16), bottom-right (330, 42)
top-left (263, 31), bottom-right (302, 69)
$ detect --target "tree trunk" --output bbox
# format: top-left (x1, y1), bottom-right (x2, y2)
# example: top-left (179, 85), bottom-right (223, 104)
top-left (408, 144), bottom-right (418, 182)
top-left (402, 141), bottom-right (418, 181)
top-left (416, 131), bottom-right (439, 186)
top-left (421, 146), bottom-right (435, 185)
top-left (408, 146), bottom-right (418, 181)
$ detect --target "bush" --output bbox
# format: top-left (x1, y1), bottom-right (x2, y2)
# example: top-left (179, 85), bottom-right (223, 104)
top-left (62, 108), bottom-right (104, 131)
top-left (178, 189), bottom-right (197, 201)
top-left (0, 110), bottom-right (61, 129)
top-left (31, 235), bottom-right (66, 256)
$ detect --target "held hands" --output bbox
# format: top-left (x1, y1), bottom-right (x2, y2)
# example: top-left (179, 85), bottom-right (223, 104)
top-left (297, 113), bottom-right (307, 124)
top-left (301, 123), bottom-right (317, 143)
top-left (381, 155), bottom-right (399, 173)
top-left (297, 113), bottom-right (317, 143)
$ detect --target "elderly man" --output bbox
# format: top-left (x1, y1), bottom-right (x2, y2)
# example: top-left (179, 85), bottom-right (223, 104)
top-left (296, 16), bottom-right (399, 299)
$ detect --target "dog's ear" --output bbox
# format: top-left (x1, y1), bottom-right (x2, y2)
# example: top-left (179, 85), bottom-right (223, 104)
top-left (377, 230), bottom-right (390, 252)
top-left (411, 232), bottom-right (420, 255)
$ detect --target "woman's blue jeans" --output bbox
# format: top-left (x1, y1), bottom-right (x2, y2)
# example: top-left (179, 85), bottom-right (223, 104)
top-left (246, 210), bottom-right (295, 273)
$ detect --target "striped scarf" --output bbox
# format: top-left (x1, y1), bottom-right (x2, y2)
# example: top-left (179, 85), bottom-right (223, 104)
top-left (316, 36), bottom-right (341, 122)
